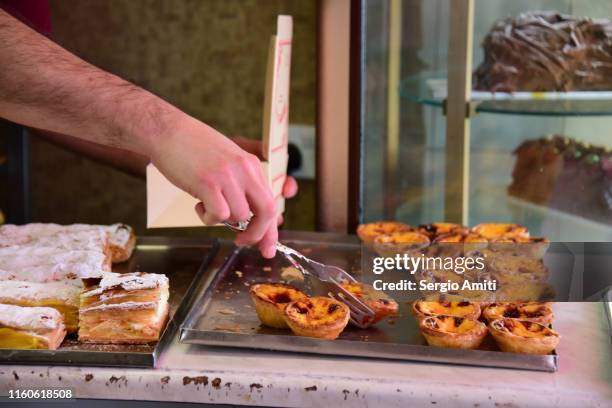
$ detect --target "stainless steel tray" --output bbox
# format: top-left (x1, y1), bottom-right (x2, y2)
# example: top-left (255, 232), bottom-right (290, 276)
top-left (0, 236), bottom-right (218, 368)
top-left (180, 232), bottom-right (559, 372)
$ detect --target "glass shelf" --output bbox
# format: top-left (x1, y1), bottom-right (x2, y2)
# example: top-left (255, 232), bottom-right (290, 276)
top-left (400, 73), bottom-right (612, 117)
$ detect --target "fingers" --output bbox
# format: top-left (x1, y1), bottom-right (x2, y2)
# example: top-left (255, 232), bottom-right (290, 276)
top-left (282, 176), bottom-right (298, 198)
top-left (221, 178), bottom-right (251, 222)
top-left (195, 187), bottom-right (230, 225)
top-left (235, 184), bottom-right (278, 250)
top-left (258, 222), bottom-right (278, 259)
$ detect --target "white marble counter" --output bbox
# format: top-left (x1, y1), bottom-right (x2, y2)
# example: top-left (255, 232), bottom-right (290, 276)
top-left (1, 302), bottom-right (610, 407)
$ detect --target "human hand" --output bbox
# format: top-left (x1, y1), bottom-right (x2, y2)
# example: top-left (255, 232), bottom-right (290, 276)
top-left (230, 136), bottom-right (298, 225)
top-left (149, 116), bottom-right (279, 258)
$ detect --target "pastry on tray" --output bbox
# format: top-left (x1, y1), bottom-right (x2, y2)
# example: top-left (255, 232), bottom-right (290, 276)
top-left (0, 280), bottom-right (81, 333)
top-left (0, 303), bottom-right (66, 350)
top-left (488, 318), bottom-right (559, 355)
top-left (0, 223), bottom-right (135, 263)
top-left (488, 236), bottom-right (550, 260)
top-left (471, 223), bottom-right (530, 240)
top-left (356, 222), bottom-right (412, 244)
top-left (283, 297), bottom-right (350, 340)
top-left (483, 303), bottom-right (553, 325)
top-left (250, 283), bottom-right (307, 328)
top-left (418, 223), bottom-right (467, 240)
top-left (412, 300), bottom-right (481, 322)
top-left (494, 282), bottom-right (556, 304)
top-left (373, 231), bottom-right (430, 257)
top-left (340, 281), bottom-right (398, 324)
top-left (79, 272), bottom-right (169, 344)
top-left (0, 246), bottom-right (111, 282)
top-left (419, 315), bottom-right (487, 349)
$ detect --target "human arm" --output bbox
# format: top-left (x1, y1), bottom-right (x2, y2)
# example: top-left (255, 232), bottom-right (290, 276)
top-left (0, 9), bottom-right (279, 257)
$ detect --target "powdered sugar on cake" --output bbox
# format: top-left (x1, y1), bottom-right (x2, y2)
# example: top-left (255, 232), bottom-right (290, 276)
top-left (0, 303), bottom-right (62, 331)
top-left (0, 280), bottom-right (81, 306)
top-left (82, 272), bottom-right (168, 297)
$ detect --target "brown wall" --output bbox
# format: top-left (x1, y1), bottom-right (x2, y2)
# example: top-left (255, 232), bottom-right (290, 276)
top-left (28, 0), bottom-right (316, 232)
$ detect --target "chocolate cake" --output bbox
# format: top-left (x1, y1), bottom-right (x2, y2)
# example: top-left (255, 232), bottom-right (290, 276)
top-left (474, 12), bottom-right (612, 92)
top-left (508, 135), bottom-right (612, 224)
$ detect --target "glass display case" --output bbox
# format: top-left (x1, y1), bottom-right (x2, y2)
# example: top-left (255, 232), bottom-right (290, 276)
top-left (358, 0), bottom-right (612, 241)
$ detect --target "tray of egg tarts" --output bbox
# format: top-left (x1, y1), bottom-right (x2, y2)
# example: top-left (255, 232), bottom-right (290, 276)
top-left (180, 228), bottom-right (564, 372)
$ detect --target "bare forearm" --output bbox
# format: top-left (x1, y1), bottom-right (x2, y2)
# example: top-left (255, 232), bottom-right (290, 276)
top-left (0, 9), bottom-right (178, 156)
top-left (32, 129), bottom-right (149, 177)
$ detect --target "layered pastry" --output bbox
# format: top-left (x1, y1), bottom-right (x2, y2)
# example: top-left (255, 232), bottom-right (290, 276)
top-left (0, 304), bottom-right (66, 350)
top-left (474, 12), bottom-right (612, 92)
top-left (79, 272), bottom-right (169, 344)
top-left (356, 222), bottom-right (412, 244)
top-left (471, 223), bottom-right (529, 241)
top-left (483, 303), bottom-right (553, 325)
top-left (0, 247), bottom-right (110, 282)
top-left (250, 283), bottom-right (307, 328)
top-left (489, 318), bottom-right (559, 355)
top-left (412, 300), bottom-right (481, 323)
top-left (340, 281), bottom-right (398, 324)
top-left (509, 135), bottom-right (612, 225)
top-left (0, 223), bottom-right (135, 263)
top-left (373, 231), bottom-right (430, 257)
top-left (0, 280), bottom-right (81, 333)
top-left (419, 315), bottom-right (487, 349)
top-left (283, 297), bottom-right (350, 340)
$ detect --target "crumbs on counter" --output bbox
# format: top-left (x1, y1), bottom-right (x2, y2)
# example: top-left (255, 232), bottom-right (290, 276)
top-left (235, 271), bottom-right (243, 278)
top-left (280, 266), bottom-right (304, 282)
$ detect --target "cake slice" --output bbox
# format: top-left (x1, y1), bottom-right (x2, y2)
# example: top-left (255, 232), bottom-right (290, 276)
top-left (0, 246), bottom-right (110, 282)
top-left (0, 304), bottom-right (66, 350)
top-left (79, 272), bottom-right (169, 344)
top-left (0, 280), bottom-right (81, 333)
top-left (0, 223), bottom-right (135, 263)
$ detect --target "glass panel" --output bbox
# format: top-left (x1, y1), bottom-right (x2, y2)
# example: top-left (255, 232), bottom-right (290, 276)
top-left (361, 0), bottom-right (612, 241)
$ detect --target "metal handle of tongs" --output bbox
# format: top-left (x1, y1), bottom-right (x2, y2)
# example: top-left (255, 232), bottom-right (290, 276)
top-left (223, 220), bottom-right (312, 278)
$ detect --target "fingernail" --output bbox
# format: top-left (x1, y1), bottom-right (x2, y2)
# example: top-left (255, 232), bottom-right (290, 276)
top-left (263, 246), bottom-right (276, 259)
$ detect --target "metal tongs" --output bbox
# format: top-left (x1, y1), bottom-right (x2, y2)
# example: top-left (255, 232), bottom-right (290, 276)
top-left (224, 220), bottom-right (376, 328)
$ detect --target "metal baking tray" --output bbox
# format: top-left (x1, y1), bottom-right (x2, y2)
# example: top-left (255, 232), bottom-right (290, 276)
top-left (0, 236), bottom-right (218, 368)
top-left (180, 232), bottom-right (560, 372)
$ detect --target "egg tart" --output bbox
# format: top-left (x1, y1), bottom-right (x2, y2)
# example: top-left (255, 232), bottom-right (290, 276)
top-left (356, 222), bottom-right (412, 244)
top-left (250, 283), bottom-right (307, 329)
top-left (418, 223), bottom-right (467, 239)
top-left (419, 315), bottom-right (487, 349)
top-left (489, 236), bottom-right (550, 259)
top-left (472, 223), bottom-right (529, 240)
top-left (283, 297), bottom-right (350, 340)
top-left (412, 300), bottom-right (481, 322)
top-left (487, 255), bottom-right (549, 283)
top-left (340, 281), bottom-right (398, 324)
top-left (483, 302), bottom-right (553, 325)
top-left (489, 318), bottom-right (559, 355)
top-left (494, 282), bottom-right (555, 303)
top-left (373, 231), bottom-right (430, 257)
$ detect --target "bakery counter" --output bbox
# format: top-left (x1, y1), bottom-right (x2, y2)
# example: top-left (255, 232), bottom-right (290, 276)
top-left (1, 236), bottom-right (611, 407)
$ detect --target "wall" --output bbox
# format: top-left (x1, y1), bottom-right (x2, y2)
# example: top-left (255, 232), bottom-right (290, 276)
top-left (28, 0), bottom-right (317, 232)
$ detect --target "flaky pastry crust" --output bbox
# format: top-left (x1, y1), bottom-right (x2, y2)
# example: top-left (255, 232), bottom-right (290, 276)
top-left (412, 300), bottom-right (481, 322)
top-left (488, 318), bottom-right (559, 355)
top-left (250, 283), bottom-right (307, 329)
top-left (340, 281), bottom-right (398, 324)
top-left (419, 315), bottom-right (487, 349)
top-left (356, 222), bottom-right (412, 243)
top-left (283, 297), bottom-right (350, 340)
